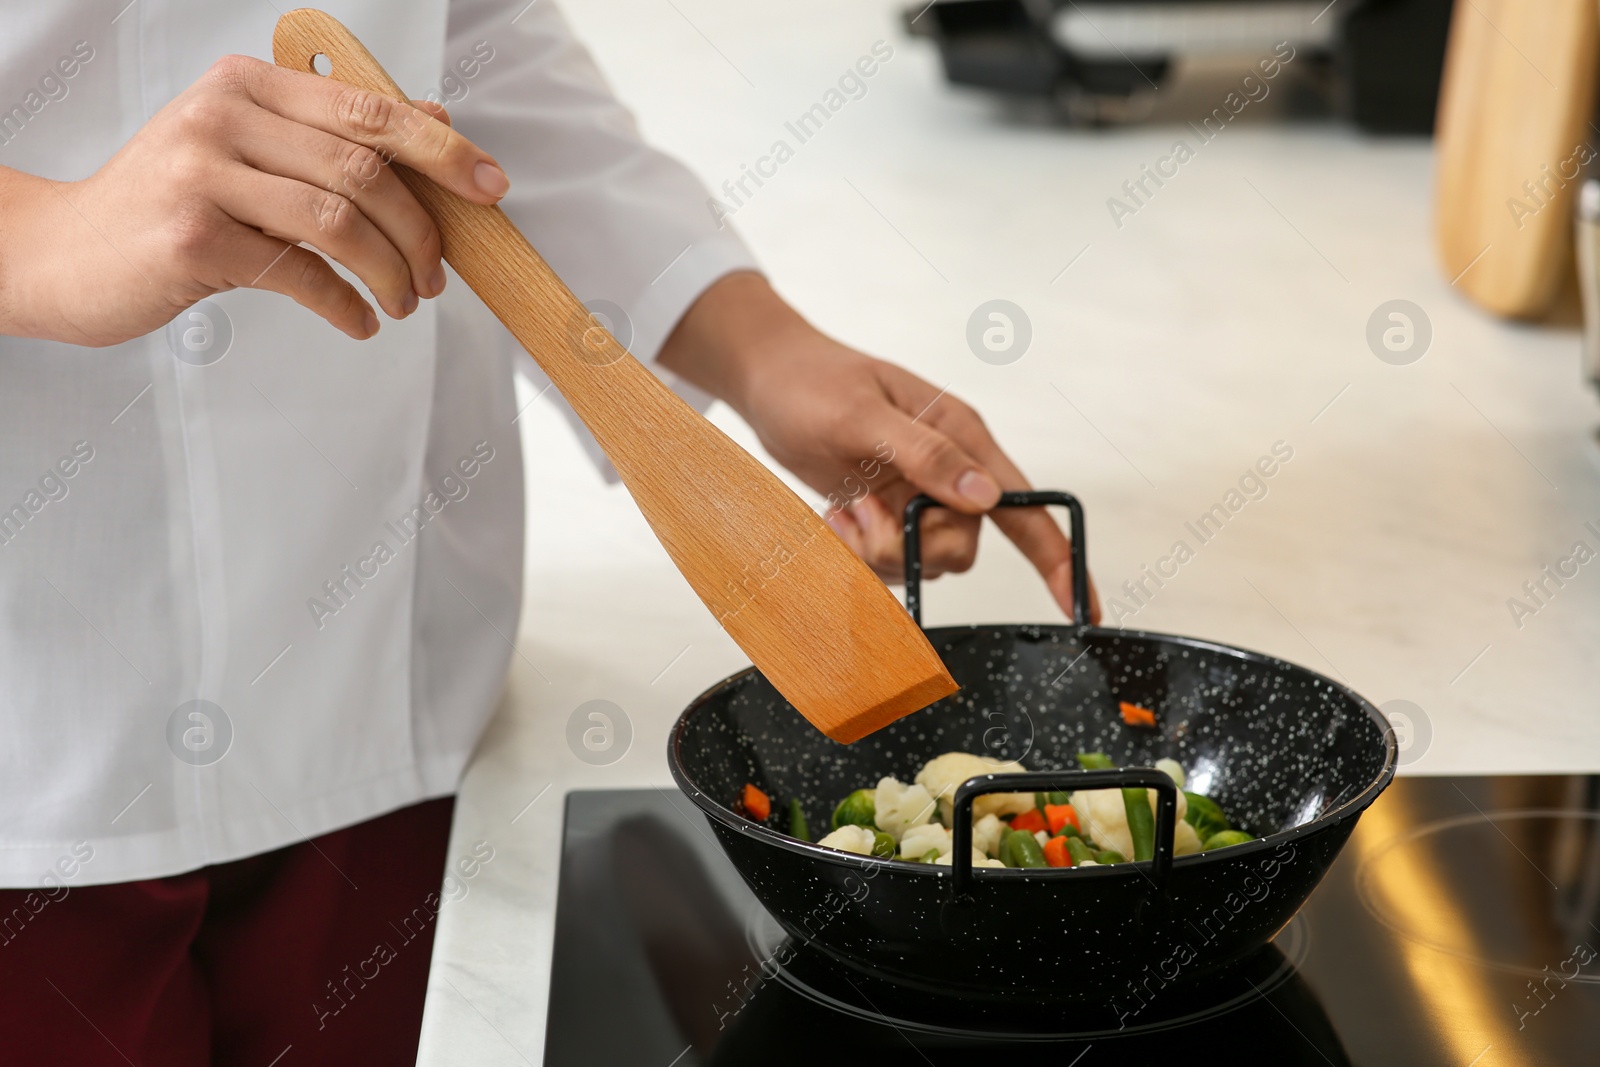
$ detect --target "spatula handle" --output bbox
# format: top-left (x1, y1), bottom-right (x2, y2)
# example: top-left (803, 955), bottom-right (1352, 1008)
top-left (272, 8), bottom-right (631, 398)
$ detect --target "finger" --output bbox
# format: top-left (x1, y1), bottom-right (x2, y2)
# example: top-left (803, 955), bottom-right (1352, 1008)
top-left (222, 227), bottom-right (377, 339)
top-left (861, 482), bottom-right (980, 581)
top-left (852, 493), bottom-right (979, 582)
top-left (213, 163), bottom-right (415, 320)
top-left (827, 497), bottom-right (907, 584)
top-left (234, 109), bottom-right (445, 299)
top-left (219, 56), bottom-right (509, 204)
top-left (411, 99), bottom-right (452, 126)
top-left (832, 499), bottom-right (921, 588)
top-left (825, 506), bottom-right (867, 558)
top-left (845, 495), bottom-right (903, 581)
top-left (908, 512), bottom-right (980, 580)
top-left (924, 404), bottom-right (1100, 623)
top-left (877, 407), bottom-right (1002, 517)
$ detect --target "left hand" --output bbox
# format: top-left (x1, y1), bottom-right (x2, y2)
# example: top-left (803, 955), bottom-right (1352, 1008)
top-left (657, 272), bottom-right (1100, 623)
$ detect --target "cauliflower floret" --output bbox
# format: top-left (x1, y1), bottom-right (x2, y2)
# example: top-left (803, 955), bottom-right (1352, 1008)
top-left (1073, 788), bottom-right (1134, 857)
top-left (1174, 820), bottom-right (1202, 856)
top-left (1072, 787), bottom-right (1190, 858)
top-left (816, 824), bottom-right (876, 856)
top-left (908, 813), bottom-right (1005, 861)
top-left (935, 848), bottom-right (1006, 869)
top-left (873, 776), bottom-right (936, 840)
top-left (972, 813), bottom-right (1005, 859)
top-left (899, 822), bottom-right (953, 859)
top-left (915, 752), bottom-right (1034, 823)
top-left (1155, 758), bottom-right (1186, 788)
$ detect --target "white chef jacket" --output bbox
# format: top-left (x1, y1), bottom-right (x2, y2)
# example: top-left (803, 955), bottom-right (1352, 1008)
top-left (0, 0), bottom-right (755, 887)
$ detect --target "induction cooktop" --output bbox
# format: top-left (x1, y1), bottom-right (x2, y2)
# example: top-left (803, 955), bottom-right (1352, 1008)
top-left (544, 776), bottom-right (1600, 1065)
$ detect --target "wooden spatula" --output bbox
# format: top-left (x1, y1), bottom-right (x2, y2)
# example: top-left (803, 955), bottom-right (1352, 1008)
top-left (1433, 0), bottom-right (1599, 319)
top-left (272, 9), bottom-right (955, 743)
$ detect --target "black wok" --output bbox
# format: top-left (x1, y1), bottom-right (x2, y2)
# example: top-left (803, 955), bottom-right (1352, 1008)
top-left (669, 491), bottom-right (1395, 1002)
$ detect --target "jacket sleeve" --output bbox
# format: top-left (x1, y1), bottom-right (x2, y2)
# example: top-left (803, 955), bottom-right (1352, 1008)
top-left (441, 0), bottom-right (759, 472)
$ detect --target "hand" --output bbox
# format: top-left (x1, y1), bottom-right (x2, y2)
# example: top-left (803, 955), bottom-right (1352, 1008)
top-left (657, 273), bottom-right (1100, 623)
top-left (0, 55), bottom-right (507, 346)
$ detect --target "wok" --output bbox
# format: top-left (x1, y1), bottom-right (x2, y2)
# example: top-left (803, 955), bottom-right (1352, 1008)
top-left (669, 491), bottom-right (1395, 1001)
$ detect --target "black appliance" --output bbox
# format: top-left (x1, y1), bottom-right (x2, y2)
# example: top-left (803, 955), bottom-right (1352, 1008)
top-left (905, 0), bottom-right (1453, 132)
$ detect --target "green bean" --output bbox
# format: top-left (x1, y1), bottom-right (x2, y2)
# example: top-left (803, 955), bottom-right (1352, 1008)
top-left (1122, 787), bottom-right (1156, 862)
top-left (1035, 789), bottom-right (1075, 813)
top-left (1184, 792), bottom-right (1229, 840)
top-left (1065, 836), bottom-right (1097, 866)
top-left (920, 849), bottom-right (941, 864)
top-left (999, 830), bottom-right (1018, 867)
top-left (1201, 829), bottom-right (1254, 851)
top-left (1095, 849), bottom-right (1127, 864)
top-left (871, 830), bottom-right (897, 858)
top-left (788, 798), bottom-right (810, 842)
top-left (831, 789), bottom-right (876, 830)
top-left (1004, 829), bottom-right (1048, 868)
top-left (1056, 822), bottom-right (1082, 839)
top-left (1076, 752), bottom-right (1115, 770)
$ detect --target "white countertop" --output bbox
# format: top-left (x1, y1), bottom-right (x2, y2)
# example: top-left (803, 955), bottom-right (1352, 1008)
top-left (416, 1), bottom-right (1600, 1061)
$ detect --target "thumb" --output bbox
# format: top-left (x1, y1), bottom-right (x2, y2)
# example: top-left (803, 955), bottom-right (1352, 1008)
top-left (883, 411), bottom-right (1002, 515)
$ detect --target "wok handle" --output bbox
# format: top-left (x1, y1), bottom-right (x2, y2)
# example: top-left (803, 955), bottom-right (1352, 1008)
top-left (942, 768), bottom-right (1177, 931)
top-left (902, 491), bottom-right (1088, 627)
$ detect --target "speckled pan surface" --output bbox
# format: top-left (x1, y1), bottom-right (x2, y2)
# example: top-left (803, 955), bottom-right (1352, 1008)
top-left (669, 623), bottom-right (1396, 1000)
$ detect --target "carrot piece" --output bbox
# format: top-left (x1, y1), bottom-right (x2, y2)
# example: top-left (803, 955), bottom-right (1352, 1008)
top-left (1045, 804), bottom-right (1080, 835)
top-left (1119, 701), bottom-right (1157, 728)
top-left (1043, 834), bottom-right (1073, 868)
top-left (740, 783), bottom-right (771, 822)
top-left (1010, 809), bottom-right (1047, 834)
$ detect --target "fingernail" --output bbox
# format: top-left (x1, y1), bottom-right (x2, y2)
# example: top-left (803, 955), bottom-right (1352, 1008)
top-left (826, 512), bottom-right (851, 537)
top-left (401, 290), bottom-right (419, 317)
top-left (363, 310), bottom-right (380, 337)
top-left (474, 161), bottom-right (509, 197)
top-left (427, 264), bottom-right (447, 297)
top-left (956, 469), bottom-right (1001, 508)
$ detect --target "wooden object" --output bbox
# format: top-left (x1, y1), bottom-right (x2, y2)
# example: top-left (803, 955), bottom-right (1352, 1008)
top-left (1433, 0), bottom-right (1599, 319)
top-left (272, 9), bottom-right (956, 743)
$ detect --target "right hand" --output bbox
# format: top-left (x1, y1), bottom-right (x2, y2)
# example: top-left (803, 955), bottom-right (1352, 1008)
top-left (0, 54), bottom-right (509, 346)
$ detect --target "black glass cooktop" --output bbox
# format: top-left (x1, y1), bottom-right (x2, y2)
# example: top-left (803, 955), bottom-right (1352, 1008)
top-left (544, 777), bottom-right (1600, 1065)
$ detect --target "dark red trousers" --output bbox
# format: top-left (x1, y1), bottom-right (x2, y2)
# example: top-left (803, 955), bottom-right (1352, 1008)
top-left (0, 797), bottom-right (454, 1066)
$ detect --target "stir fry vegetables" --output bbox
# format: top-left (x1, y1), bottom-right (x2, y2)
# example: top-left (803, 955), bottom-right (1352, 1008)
top-left (1118, 701), bottom-right (1158, 728)
top-left (831, 788), bottom-right (876, 830)
top-left (731, 783), bottom-right (772, 823)
top-left (788, 798), bottom-right (809, 842)
top-left (739, 783), bottom-right (771, 822)
top-left (914, 752), bottom-right (1034, 823)
top-left (736, 744), bottom-right (1257, 870)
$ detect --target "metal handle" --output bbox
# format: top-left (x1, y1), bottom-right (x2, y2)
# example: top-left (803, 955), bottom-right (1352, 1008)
top-left (940, 768), bottom-right (1178, 934)
top-left (903, 491), bottom-right (1088, 626)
